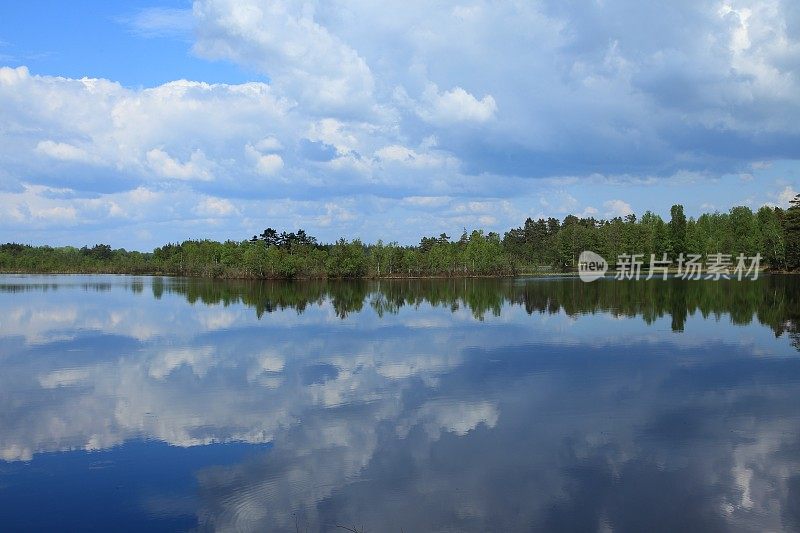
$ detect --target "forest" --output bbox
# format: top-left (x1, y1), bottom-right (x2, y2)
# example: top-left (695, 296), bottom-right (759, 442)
top-left (2, 197), bottom-right (800, 278)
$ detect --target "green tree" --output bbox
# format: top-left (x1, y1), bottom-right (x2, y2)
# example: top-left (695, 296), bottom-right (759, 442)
top-left (785, 194), bottom-right (800, 269)
top-left (756, 206), bottom-right (785, 268)
top-left (668, 204), bottom-right (687, 258)
top-left (326, 239), bottom-right (368, 278)
top-left (728, 206), bottom-right (758, 256)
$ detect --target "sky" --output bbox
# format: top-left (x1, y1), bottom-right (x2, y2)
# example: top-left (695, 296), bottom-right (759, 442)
top-left (1, 0), bottom-right (799, 250)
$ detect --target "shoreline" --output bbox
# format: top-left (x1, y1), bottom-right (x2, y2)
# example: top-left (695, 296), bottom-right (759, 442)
top-left (0, 269), bottom-right (794, 280)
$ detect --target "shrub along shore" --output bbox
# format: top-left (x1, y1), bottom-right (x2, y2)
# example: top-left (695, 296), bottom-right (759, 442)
top-left (2, 201), bottom-right (800, 279)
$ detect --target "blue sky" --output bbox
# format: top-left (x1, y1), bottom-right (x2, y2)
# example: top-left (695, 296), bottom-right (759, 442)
top-left (0, 1), bottom-right (255, 86)
top-left (1, 0), bottom-right (799, 250)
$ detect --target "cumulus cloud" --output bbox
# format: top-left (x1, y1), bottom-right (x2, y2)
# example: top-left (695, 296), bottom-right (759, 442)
top-left (0, 66), bottom-right (288, 190)
top-left (418, 85), bottom-right (497, 125)
top-left (604, 199), bottom-right (634, 218)
top-left (194, 197), bottom-right (239, 217)
top-left (253, 136), bottom-right (283, 151)
top-left (374, 144), bottom-right (455, 168)
top-left (192, 0), bottom-right (375, 113)
top-left (35, 140), bottom-right (94, 163)
top-left (244, 144), bottom-right (284, 176)
top-left (147, 148), bottom-right (214, 181)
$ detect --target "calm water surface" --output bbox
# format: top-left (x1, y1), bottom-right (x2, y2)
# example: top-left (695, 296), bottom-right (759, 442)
top-left (1, 275), bottom-right (800, 532)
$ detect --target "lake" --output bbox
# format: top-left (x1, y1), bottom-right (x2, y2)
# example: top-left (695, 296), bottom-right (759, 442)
top-left (1, 274), bottom-right (799, 531)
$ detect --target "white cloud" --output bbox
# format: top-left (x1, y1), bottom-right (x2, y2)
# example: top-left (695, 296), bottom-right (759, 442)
top-left (35, 140), bottom-right (93, 163)
top-left (419, 85), bottom-right (497, 125)
top-left (38, 368), bottom-right (92, 389)
top-left (0, 67), bottom-right (289, 194)
top-left (398, 400), bottom-right (499, 439)
top-left (0, 184), bottom-right (169, 230)
top-left (316, 202), bottom-right (357, 227)
top-left (252, 351), bottom-right (286, 374)
top-left (254, 136), bottom-right (283, 151)
top-left (194, 197), bottom-right (239, 217)
top-left (540, 191), bottom-right (579, 214)
top-left (193, 0), bottom-right (375, 113)
top-left (402, 196), bottom-right (451, 208)
top-left (149, 346), bottom-right (216, 380)
top-left (146, 148), bottom-right (214, 181)
top-left (35, 206), bottom-right (79, 223)
top-left (128, 187), bottom-right (161, 204)
top-left (245, 144), bottom-right (284, 176)
top-left (307, 118), bottom-right (360, 155)
top-left (374, 144), bottom-right (455, 168)
top-left (0, 65), bottom-right (29, 85)
top-left (777, 186), bottom-right (798, 207)
top-left (123, 7), bottom-right (194, 38)
top-left (257, 153), bottom-right (284, 175)
top-left (604, 199), bottom-right (634, 218)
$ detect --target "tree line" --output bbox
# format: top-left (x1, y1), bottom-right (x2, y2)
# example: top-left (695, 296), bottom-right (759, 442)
top-left (2, 197), bottom-right (800, 278)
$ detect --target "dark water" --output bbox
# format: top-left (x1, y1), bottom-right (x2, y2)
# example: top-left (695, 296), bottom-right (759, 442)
top-left (1, 275), bottom-right (800, 532)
